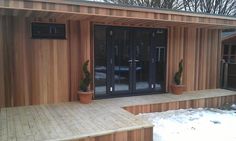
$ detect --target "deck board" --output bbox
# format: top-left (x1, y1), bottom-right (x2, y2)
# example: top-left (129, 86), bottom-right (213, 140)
top-left (0, 89), bottom-right (236, 141)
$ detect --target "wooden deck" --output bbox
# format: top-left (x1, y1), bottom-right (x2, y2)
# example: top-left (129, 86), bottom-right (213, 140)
top-left (1, 89), bottom-right (236, 141)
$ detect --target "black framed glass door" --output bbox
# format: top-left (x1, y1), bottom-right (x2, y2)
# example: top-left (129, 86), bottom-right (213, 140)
top-left (152, 29), bottom-right (167, 91)
top-left (94, 25), bottom-right (167, 98)
top-left (107, 28), bottom-right (132, 94)
top-left (132, 29), bottom-right (152, 93)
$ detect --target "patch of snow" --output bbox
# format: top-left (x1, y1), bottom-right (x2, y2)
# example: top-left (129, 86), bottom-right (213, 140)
top-left (138, 108), bottom-right (236, 141)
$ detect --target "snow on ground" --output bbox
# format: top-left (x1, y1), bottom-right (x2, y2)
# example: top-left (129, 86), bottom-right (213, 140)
top-left (138, 108), bottom-right (236, 141)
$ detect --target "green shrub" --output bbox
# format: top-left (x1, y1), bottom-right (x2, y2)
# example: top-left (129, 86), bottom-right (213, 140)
top-left (79, 60), bottom-right (92, 92)
top-left (174, 59), bottom-right (183, 85)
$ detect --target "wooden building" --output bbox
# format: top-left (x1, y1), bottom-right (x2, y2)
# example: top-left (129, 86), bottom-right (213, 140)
top-left (1, 0), bottom-right (236, 107)
top-left (221, 31), bottom-right (236, 89)
top-left (222, 31), bottom-right (236, 63)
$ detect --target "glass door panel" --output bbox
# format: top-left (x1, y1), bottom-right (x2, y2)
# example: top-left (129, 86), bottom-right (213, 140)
top-left (111, 28), bottom-right (131, 93)
top-left (153, 29), bottom-right (167, 92)
top-left (94, 26), bottom-right (107, 96)
top-left (133, 29), bottom-right (151, 92)
top-left (155, 47), bottom-right (165, 91)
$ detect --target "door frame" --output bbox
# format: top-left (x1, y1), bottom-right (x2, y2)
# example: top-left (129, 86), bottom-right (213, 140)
top-left (106, 26), bottom-right (133, 96)
top-left (131, 28), bottom-right (154, 94)
top-left (93, 25), bottom-right (168, 98)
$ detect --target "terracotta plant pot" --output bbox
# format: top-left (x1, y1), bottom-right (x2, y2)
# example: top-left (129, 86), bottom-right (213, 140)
top-left (78, 91), bottom-right (93, 104)
top-left (171, 84), bottom-right (185, 95)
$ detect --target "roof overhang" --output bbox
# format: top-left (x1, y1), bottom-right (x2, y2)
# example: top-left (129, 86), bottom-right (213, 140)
top-left (1, 0), bottom-right (236, 28)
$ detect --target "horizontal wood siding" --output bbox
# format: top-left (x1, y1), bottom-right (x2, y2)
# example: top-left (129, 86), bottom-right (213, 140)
top-left (167, 27), bottom-right (221, 92)
top-left (124, 95), bottom-right (236, 115)
top-left (0, 16), bottom-right (82, 107)
top-left (0, 0), bottom-right (236, 27)
top-left (77, 127), bottom-right (153, 141)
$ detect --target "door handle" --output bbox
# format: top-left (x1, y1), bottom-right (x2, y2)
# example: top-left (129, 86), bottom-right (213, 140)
top-left (128, 60), bottom-right (139, 63)
top-left (152, 58), bottom-right (155, 63)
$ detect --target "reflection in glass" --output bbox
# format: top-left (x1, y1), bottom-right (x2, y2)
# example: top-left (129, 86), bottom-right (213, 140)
top-left (224, 45), bottom-right (229, 54)
top-left (231, 46), bottom-right (236, 56)
top-left (94, 26), bottom-right (167, 96)
top-left (134, 30), bottom-right (150, 90)
top-left (153, 29), bottom-right (167, 91)
top-left (155, 47), bottom-right (165, 91)
top-left (223, 56), bottom-right (229, 62)
top-left (230, 56), bottom-right (236, 63)
top-left (113, 29), bottom-right (130, 92)
top-left (94, 26), bottom-right (107, 95)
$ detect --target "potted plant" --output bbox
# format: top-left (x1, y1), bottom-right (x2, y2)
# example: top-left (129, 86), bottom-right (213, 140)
top-left (171, 59), bottom-right (185, 95)
top-left (78, 60), bottom-right (93, 104)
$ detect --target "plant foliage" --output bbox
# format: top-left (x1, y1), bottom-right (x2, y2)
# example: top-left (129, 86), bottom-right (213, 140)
top-left (80, 60), bottom-right (92, 92)
top-left (174, 59), bottom-right (183, 85)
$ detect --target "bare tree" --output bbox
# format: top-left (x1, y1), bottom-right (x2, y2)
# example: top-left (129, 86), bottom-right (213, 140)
top-left (101, 0), bottom-right (236, 16)
top-left (182, 0), bottom-right (236, 16)
top-left (103, 0), bottom-right (183, 10)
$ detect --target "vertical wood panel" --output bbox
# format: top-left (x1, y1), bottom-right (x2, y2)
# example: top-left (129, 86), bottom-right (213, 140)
top-left (202, 29), bottom-right (208, 90)
top-left (80, 20), bottom-right (93, 91)
top-left (167, 27), bottom-right (221, 92)
top-left (90, 23), bottom-right (94, 93)
top-left (77, 127), bottom-right (153, 141)
top-left (80, 20), bottom-right (91, 63)
top-left (56, 40), bottom-right (70, 102)
top-left (166, 27), bottom-right (174, 90)
top-left (0, 16), bottom-right (71, 107)
top-left (184, 27), bottom-right (196, 91)
top-left (0, 15), bottom-right (222, 107)
top-left (0, 16), bottom-right (5, 107)
top-left (216, 29), bottom-right (222, 87)
top-left (31, 39), bottom-right (41, 105)
top-left (210, 30), bottom-right (217, 88)
top-left (2, 16), bottom-right (15, 107)
top-left (68, 20), bottom-right (81, 101)
top-left (13, 16), bottom-right (29, 106)
top-left (194, 29), bottom-right (200, 90)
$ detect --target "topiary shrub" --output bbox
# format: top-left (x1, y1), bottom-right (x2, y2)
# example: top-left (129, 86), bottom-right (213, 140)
top-left (79, 60), bottom-right (92, 92)
top-left (174, 59), bottom-right (183, 85)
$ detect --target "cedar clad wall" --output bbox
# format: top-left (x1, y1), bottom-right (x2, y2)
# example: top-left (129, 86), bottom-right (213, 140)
top-left (167, 27), bottom-right (221, 91)
top-left (0, 16), bottom-right (84, 107)
top-left (0, 16), bottom-right (221, 107)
